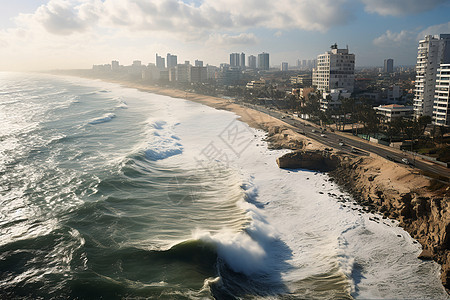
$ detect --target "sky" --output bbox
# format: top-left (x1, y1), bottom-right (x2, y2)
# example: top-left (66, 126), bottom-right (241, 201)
top-left (0, 0), bottom-right (450, 71)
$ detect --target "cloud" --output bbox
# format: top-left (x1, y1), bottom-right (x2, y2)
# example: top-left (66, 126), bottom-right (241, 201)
top-left (373, 30), bottom-right (416, 47)
top-left (10, 0), bottom-right (356, 37)
top-left (361, 0), bottom-right (448, 16)
top-left (417, 22), bottom-right (450, 39)
top-left (207, 33), bottom-right (259, 46)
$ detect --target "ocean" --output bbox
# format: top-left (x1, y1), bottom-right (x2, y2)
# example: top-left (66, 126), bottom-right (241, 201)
top-left (0, 72), bottom-right (447, 299)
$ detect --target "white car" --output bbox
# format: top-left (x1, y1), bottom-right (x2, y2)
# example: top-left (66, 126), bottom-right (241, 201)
top-left (320, 134), bottom-right (326, 137)
top-left (402, 158), bottom-right (409, 165)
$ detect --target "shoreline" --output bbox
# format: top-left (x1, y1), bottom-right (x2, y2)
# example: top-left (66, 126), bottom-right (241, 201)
top-left (60, 74), bottom-right (450, 292)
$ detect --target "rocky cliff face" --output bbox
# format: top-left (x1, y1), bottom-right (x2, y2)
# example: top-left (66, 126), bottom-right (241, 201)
top-left (275, 148), bottom-right (450, 291)
top-left (330, 156), bottom-right (450, 291)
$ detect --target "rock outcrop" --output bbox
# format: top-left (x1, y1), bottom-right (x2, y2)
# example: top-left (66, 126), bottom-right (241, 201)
top-left (276, 149), bottom-right (340, 172)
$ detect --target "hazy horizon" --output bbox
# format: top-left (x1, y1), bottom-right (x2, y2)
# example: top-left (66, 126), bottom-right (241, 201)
top-left (1, 0), bottom-right (450, 72)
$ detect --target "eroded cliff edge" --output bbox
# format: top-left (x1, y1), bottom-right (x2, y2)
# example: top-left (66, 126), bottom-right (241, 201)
top-left (276, 146), bottom-right (450, 291)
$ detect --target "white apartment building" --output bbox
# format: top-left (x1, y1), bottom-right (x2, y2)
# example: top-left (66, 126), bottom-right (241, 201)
top-left (313, 44), bottom-right (355, 93)
top-left (413, 34), bottom-right (450, 118)
top-left (375, 104), bottom-right (414, 123)
top-left (320, 88), bottom-right (351, 111)
top-left (433, 64), bottom-right (450, 127)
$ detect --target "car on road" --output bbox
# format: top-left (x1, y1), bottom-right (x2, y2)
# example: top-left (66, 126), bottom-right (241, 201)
top-left (402, 158), bottom-right (410, 165)
top-left (312, 129), bottom-right (316, 133)
top-left (320, 134), bottom-right (327, 137)
top-left (351, 147), bottom-right (358, 153)
top-left (339, 142), bottom-right (345, 146)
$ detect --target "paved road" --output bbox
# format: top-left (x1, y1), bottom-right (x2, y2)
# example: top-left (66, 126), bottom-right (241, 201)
top-left (244, 104), bottom-right (450, 180)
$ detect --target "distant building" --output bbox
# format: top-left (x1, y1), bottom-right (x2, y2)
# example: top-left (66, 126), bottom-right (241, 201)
top-left (230, 53), bottom-right (240, 67)
top-left (166, 53), bottom-right (178, 69)
top-left (258, 52), bottom-right (270, 70)
top-left (313, 44), bottom-right (355, 93)
top-left (413, 34), bottom-right (450, 118)
top-left (290, 74), bottom-right (312, 86)
top-left (190, 66), bottom-right (207, 83)
top-left (384, 58), bottom-right (394, 73)
top-left (375, 104), bottom-right (414, 123)
top-left (156, 54), bottom-right (165, 69)
top-left (246, 79), bottom-right (266, 89)
top-left (240, 52), bottom-right (245, 68)
top-left (111, 60), bottom-right (120, 71)
top-left (433, 63), bottom-right (450, 127)
top-left (175, 63), bottom-right (190, 83)
top-left (248, 55), bottom-right (257, 69)
top-left (194, 60), bottom-right (203, 67)
top-left (281, 62), bottom-right (289, 72)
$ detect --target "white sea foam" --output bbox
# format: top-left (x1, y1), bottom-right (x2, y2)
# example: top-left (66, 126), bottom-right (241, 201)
top-left (88, 113), bottom-right (116, 125)
top-left (143, 119), bottom-right (183, 161)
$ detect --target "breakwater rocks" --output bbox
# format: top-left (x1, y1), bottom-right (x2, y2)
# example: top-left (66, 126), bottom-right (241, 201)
top-left (276, 150), bottom-right (340, 172)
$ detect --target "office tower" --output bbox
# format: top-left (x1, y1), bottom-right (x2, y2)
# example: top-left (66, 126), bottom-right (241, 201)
top-left (384, 58), bottom-right (394, 73)
top-left (240, 52), bottom-right (245, 68)
top-left (432, 64), bottom-right (450, 126)
top-left (166, 53), bottom-right (178, 69)
top-left (156, 54), bottom-right (165, 69)
top-left (248, 55), bottom-right (257, 69)
top-left (414, 34), bottom-right (450, 118)
top-left (312, 43), bottom-right (355, 93)
top-left (281, 62), bottom-right (289, 72)
top-left (230, 53), bottom-right (240, 67)
top-left (257, 52), bottom-right (270, 70)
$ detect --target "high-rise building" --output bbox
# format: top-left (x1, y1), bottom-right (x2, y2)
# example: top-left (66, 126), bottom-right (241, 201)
top-left (413, 34), bottom-right (450, 118)
top-left (111, 60), bottom-right (119, 71)
top-left (384, 58), bottom-right (394, 73)
top-left (312, 44), bottom-right (355, 93)
top-left (240, 52), bottom-right (245, 68)
top-left (248, 55), bottom-right (256, 69)
top-left (190, 66), bottom-right (207, 83)
top-left (432, 64), bottom-right (450, 127)
top-left (156, 54), bottom-right (165, 69)
top-left (166, 53), bottom-right (178, 69)
top-left (230, 53), bottom-right (240, 67)
top-left (194, 60), bottom-right (203, 67)
top-left (258, 52), bottom-right (270, 70)
top-left (281, 62), bottom-right (289, 72)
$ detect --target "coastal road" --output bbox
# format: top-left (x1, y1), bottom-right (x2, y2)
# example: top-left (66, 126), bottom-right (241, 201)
top-left (244, 104), bottom-right (450, 180)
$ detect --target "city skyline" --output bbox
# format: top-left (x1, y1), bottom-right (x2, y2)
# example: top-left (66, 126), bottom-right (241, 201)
top-left (0, 0), bottom-right (450, 71)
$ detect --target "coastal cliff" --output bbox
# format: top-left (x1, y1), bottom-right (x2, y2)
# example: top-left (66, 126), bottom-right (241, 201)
top-left (329, 156), bottom-right (450, 290)
top-left (277, 146), bottom-right (450, 291)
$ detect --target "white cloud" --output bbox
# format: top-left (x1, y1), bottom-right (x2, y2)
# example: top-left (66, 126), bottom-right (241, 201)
top-left (417, 22), bottom-right (450, 39)
top-left (361, 0), bottom-right (448, 16)
top-left (206, 33), bottom-right (259, 46)
top-left (373, 30), bottom-right (416, 47)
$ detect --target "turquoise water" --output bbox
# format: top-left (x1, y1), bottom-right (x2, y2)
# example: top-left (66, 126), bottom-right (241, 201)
top-left (0, 73), bottom-right (447, 299)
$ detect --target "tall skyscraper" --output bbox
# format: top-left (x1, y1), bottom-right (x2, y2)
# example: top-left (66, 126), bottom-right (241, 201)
top-left (156, 54), bottom-right (165, 69)
top-left (384, 58), bottom-right (394, 73)
top-left (257, 52), bottom-right (270, 70)
top-left (166, 53), bottom-right (178, 69)
top-left (230, 53), bottom-right (240, 67)
top-left (312, 44), bottom-right (355, 93)
top-left (413, 34), bottom-right (450, 118)
top-left (240, 53), bottom-right (245, 68)
top-left (433, 63), bottom-right (450, 126)
top-left (281, 62), bottom-right (289, 72)
top-left (248, 55), bottom-right (256, 69)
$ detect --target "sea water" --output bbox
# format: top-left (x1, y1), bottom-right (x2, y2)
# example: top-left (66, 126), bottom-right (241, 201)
top-left (0, 72), bottom-right (447, 299)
